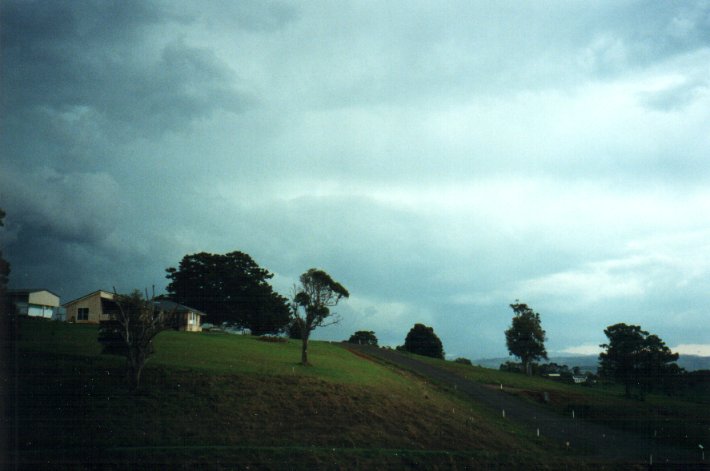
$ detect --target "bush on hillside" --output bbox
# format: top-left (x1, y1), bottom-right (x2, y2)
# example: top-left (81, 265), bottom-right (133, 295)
top-left (402, 323), bottom-right (444, 359)
top-left (347, 330), bottom-right (378, 346)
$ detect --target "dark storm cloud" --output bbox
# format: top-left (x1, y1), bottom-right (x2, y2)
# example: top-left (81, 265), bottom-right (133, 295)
top-left (1, 0), bottom-right (251, 137)
top-left (0, 0), bottom-right (260, 299)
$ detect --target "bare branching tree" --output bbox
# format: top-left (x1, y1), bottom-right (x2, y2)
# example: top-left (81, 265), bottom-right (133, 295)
top-left (111, 288), bottom-right (176, 390)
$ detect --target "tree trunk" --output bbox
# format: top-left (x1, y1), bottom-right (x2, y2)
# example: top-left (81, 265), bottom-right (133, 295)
top-left (524, 359), bottom-right (532, 376)
top-left (127, 352), bottom-right (145, 391)
top-left (301, 330), bottom-right (310, 366)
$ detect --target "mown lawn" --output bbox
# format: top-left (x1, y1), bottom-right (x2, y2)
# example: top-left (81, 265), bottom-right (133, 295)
top-left (6, 318), bottom-right (606, 470)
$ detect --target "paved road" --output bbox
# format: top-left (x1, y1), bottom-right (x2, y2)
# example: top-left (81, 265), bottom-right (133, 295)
top-left (346, 344), bottom-right (705, 468)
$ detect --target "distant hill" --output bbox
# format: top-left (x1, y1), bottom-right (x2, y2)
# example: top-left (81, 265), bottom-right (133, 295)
top-left (473, 354), bottom-right (710, 372)
top-left (677, 354), bottom-right (710, 371)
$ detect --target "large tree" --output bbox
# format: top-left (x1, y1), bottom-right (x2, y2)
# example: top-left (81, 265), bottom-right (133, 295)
top-left (403, 323), bottom-right (444, 359)
top-left (165, 251), bottom-right (290, 335)
top-left (599, 323), bottom-right (680, 397)
top-left (505, 302), bottom-right (547, 376)
top-left (291, 268), bottom-right (349, 365)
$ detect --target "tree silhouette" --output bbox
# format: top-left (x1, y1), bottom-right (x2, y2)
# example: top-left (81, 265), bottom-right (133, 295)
top-left (348, 330), bottom-right (378, 346)
top-left (505, 302), bottom-right (547, 376)
top-left (599, 323), bottom-right (679, 397)
top-left (110, 289), bottom-right (176, 390)
top-left (291, 268), bottom-right (349, 366)
top-left (165, 251), bottom-right (289, 335)
top-left (403, 323), bottom-right (444, 359)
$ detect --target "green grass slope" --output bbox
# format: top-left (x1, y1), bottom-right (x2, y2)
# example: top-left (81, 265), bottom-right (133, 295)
top-left (8, 319), bottom-right (606, 469)
top-left (413, 354), bottom-right (710, 452)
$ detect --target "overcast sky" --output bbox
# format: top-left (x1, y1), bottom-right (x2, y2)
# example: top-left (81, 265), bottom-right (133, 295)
top-left (2, 1), bottom-right (710, 359)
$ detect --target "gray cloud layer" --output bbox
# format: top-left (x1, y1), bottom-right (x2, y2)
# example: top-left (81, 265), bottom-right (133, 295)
top-left (2, 1), bottom-right (709, 358)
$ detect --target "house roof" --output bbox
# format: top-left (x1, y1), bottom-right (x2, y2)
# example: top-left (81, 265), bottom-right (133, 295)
top-left (62, 290), bottom-right (114, 307)
top-left (154, 300), bottom-right (206, 316)
top-left (7, 288), bottom-right (61, 298)
top-left (61, 290), bottom-right (206, 317)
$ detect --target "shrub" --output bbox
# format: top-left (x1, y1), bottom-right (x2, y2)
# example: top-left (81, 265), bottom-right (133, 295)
top-left (347, 330), bottom-right (378, 346)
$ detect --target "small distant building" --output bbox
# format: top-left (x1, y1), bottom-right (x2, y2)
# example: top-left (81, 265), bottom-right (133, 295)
top-left (572, 375), bottom-right (588, 384)
top-left (7, 289), bottom-right (65, 320)
top-left (63, 290), bottom-right (205, 332)
top-left (154, 299), bottom-right (205, 333)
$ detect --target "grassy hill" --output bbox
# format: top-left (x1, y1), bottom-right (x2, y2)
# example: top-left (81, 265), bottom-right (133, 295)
top-left (5, 318), bottom-right (608, 470)
top-left (415, 354), bottom-right (709, 452)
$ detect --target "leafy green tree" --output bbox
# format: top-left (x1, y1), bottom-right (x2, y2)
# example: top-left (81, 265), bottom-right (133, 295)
top-left (291, 268), bottom-right (349, 365)
top-left (348, 330), bottom-right (378, 346)
top-left (504, 302), bottom-right (547, 376)
top-left (110, 289), bottom-right (176, 391)
top-left (599, 323), bottom-right (680, 397)
top-left (403, 323), bottom-right (444, 359)
top-left (165, 251), bottom-right (289, 335)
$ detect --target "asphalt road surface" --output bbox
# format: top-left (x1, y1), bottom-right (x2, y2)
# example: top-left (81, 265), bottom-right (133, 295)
top-left (346, 344), bottom-right (706, 468)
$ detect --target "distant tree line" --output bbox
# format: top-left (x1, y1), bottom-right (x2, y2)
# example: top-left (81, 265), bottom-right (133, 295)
top-left (500, 301), bottom-right (690, 397)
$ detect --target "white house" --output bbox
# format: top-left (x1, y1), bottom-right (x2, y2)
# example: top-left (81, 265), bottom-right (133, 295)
top-left (7, 289), bottom-right (64, 320)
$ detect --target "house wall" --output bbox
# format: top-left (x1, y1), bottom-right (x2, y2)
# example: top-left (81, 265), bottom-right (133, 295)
top-left (27, 291), bottom-right (60, 308)
top-left (27, 305), bottom-right (54, 318)
top-left (177, 310), bottom-right (202, 332)
top-left (65, 292), bottom-right (113, 324)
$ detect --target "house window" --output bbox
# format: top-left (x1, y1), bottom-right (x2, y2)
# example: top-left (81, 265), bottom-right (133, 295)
top-left (188, 312), bottom-right (195, 325)
top-left (78, 308), bottom-right (89, 321)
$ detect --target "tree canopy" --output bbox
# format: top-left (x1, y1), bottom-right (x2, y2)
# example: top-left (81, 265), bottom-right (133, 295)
top-left (348, 330), bottom-right (378, 346)
top-left (291, 268), bottom-right (349, 365)
top-left (599, 323), bottom-right (680, 397)
top-left (403, 323), bottom-right (444, 359)
top-left (504, 302), bottom-right (547, 376)
top-left (165, 251), bottom-right (290, 335)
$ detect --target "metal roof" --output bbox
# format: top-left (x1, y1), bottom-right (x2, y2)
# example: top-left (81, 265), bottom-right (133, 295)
top-left (7, 288), bottom-right (61, 298)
